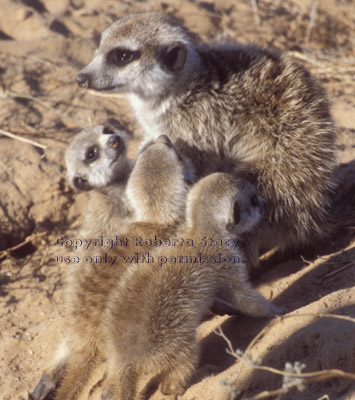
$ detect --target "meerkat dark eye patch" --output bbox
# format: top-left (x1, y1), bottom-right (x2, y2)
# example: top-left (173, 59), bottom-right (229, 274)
top-left (161, 41), bottom-right (187, 73)
top-left (250, 194), bottom-right (259, 207)
top-left (106, 47), bottom-right (140, 67)
top-left (233, 200), bottom-right (241, 225)
top-left (85, 146), bottom-right (99, 163)
top-left (108, 135), bottom-right (124, 152)
top-left (102, 127), bottom-right (115, 135)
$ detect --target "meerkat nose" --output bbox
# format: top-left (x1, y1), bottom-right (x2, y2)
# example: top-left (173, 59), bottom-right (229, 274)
top-left (76, 73), bottom-right (90, 89)
top-left (73, 176), bottom-right (92, 191)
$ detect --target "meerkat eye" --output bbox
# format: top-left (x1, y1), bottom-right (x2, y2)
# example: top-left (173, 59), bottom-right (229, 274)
top-left (251, 194), bottom-right (259, 207)
top-left (85, 146), bottom-right (99, 163)
top-left (233, 201), bottom-right (241, 225)
top-left (107, 47), bottom-right (140, 67)
top-left (108, 135), bottom-right (123, 150)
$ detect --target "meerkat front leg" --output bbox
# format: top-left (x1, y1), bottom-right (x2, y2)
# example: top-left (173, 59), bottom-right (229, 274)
top-left (29, 362), bottom-right (66, 400)
top-left (160, 364), bottom-right (197, 399)
top-left (225, 275), bottom-right (285, 317)
top-left (101, 365), bottom-right (139, 400)
top-left (158, 339), bottom-right (199, 399)
top-left (29, 340), bottom-right (69, 400)
top-left (244, 233), bottom-right (261, 270)
top-left (53, 347), bottom-right (104, 400)
top-left (209, 297), bottom-right (240, 316)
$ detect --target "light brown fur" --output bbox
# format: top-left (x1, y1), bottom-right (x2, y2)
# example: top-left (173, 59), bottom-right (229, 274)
top-left (65, 125), bottom-right (134, 238)
top-left (76, 12), bottom-right (338, 267)
top-left (100, 173), bottom-right (283, 400)
top-left (30, 133), bottom-right (191, 400)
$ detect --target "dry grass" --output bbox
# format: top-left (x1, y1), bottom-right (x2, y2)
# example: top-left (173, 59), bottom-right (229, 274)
top-left (216, 312), bottom-right (355, 400)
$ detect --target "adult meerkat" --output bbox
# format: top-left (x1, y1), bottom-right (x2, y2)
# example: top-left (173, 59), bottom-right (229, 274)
top-left (30, 132), bottom-right (194, 400)
top-left (76, 12), bottom-right (336, 267)
top-left (100, 173), bottom-right (283, 400)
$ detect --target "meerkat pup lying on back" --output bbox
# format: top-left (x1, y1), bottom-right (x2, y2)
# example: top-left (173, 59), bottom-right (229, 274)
top-left (76, 12), bottom-right (337, 268)
top-left (100, 173), bottom-right (283, 400)
top-left (30, 131), bottom-right (194, 400)
top-left (65, 125), bottom-right (133, 238)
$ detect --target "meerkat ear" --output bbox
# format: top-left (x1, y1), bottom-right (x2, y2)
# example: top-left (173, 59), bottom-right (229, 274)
top-left (233, 200), bottom-right (241, 225)
top-left (162, 42), bottom-right (187, 73)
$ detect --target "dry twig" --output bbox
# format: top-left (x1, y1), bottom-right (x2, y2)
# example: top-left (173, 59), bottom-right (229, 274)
top-left (0, 232), bottom-right (47, 259)
top-left (323, 261), bottom-right (355, 280)
top-left (250, 0), bottom-right (261, 27)
top-left (216, 312), bottom-right (355, 399)
top-left (306, 1), bottom-right (318, 42)
top-left (0, 128), bottom-right (47, 150)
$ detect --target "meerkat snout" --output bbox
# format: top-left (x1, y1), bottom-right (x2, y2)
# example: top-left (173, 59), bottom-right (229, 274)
top-left (75, 13), bottom-right (196, 98)
top-left (186, 173), bottom-right (264, 235)
top-left (76, 72), bottom-right (90, 89)
top-left (72, 176), bottom-right (92, 191)
top-left (76, 41), bottom-right (187, 92)
top-left (231, 192), bottom-right (265, 234)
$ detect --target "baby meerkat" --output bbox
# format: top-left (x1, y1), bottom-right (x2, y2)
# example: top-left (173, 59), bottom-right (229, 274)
top-left (31, 125), bottom-right (132, 400)
top-left (100, 173), bottom-right (283, 400)
top-left (76, 12), bottom-right (337, 267)
top-left (30, 133), bottom-right (194, 400)
top-left (65, 125), bottom-right (133, 237)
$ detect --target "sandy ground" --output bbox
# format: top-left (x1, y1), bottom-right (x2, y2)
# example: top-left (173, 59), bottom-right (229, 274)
top-left (0, 0), bottom-right (354, 399)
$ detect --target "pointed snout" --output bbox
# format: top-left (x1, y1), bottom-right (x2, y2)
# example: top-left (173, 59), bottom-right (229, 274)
top-left (72, 176), bottom-right (92, 191)
top-left (76, 72), bottom-right (90, 89)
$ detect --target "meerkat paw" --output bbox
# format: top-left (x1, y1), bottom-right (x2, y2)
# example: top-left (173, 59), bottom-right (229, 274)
top-left (269, 303), bottom-right (288, 317)
top-left (235, 294), bottom-right (288, 318)
top-left (29, 373), bottom-right (57, 400)
top-left (29, 361), bottom-right (66, 400)
top-left (161, 370), bottom-right (189, 397)
top-left (160, 361), bottom-right (196, 398)
top-left (101, 384), bottom-right (117, 400)
top-left (255, 300), bottom-right (288, 318)
top-left (101, 388), bottom-right (110, 400)
top-left (161, 379), bottom-right (186, 398)
top-left (210, 297), bottom-right (241, 316)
